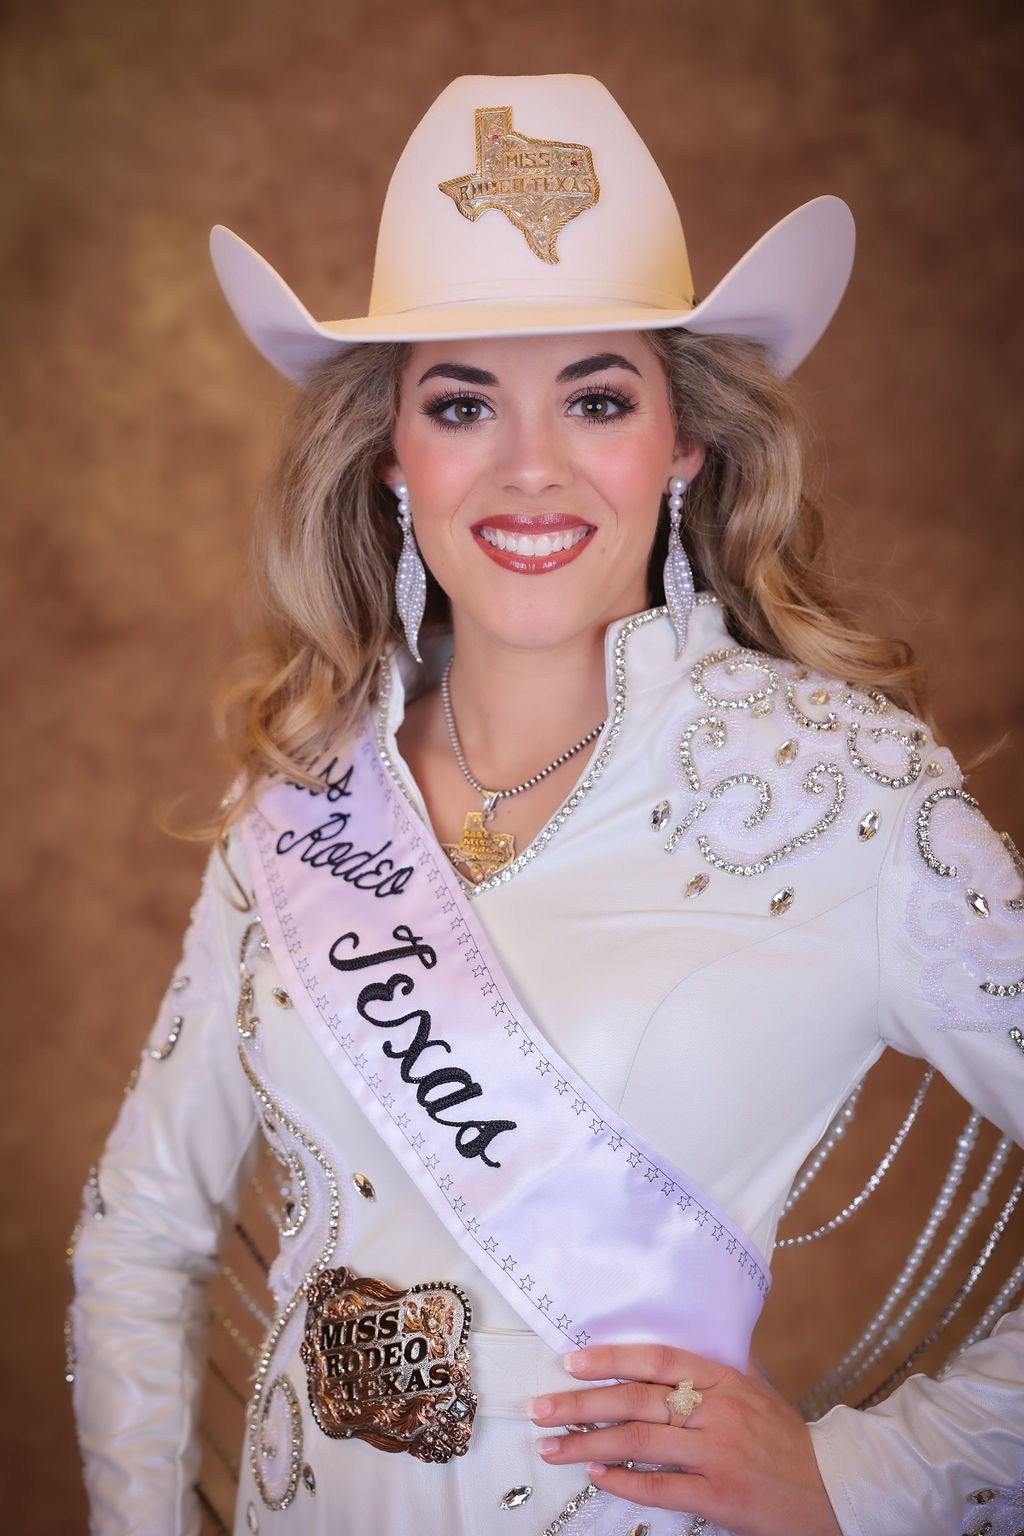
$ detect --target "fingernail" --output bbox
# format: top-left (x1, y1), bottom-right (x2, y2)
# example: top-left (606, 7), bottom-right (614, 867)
top-left (563, 1350), bottom-right (585, 1374)
top-left (527, 1396), bottom-right (553, 1420)
top-left (586, 1461), bottom-right (607, 1478)
top-left (536, 1436), bottom-right (560, 1457)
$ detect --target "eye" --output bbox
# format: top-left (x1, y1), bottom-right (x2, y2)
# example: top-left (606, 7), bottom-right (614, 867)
top-left (567, 388), bottom-right (636, 422)
top-left (421, 393), bottom-right (494, 429)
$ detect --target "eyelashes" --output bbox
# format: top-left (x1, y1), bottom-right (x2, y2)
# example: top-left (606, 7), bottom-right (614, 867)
top-left (420, 390), bottom-right (493, 431)
top-left (565, 385), bottom-right (637, 422)
top-left (419, 382), bottom-right (639, 431)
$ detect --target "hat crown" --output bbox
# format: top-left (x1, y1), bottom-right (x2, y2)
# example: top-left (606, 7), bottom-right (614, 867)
top-left (368, 75), bottom-right (695, 317)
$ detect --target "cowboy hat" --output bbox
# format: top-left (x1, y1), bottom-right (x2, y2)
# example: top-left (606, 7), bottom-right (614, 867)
top-left (211, 74), bottom-right (854, 382)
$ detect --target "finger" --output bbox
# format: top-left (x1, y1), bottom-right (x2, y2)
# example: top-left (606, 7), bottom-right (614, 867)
top-left (529, 1377), bottom-right (697, 1428)
top-left (584, 1461), bottom-right (714, 1518)
top-left (536, 1419), bottom-right (704, 1470)
top-left (565, 1342), bottom-right (726, 1388)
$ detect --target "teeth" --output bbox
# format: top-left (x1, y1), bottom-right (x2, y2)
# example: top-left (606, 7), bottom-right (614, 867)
top-left (479, 526), bottom-right (588, 556)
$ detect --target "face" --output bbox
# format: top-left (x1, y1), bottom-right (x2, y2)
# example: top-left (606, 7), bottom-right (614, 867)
top-left (384, 333), bottom-right (704, 655)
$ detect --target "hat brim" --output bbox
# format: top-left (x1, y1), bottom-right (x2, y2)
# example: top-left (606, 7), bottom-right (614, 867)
top-left (210, 196), bottom-right (854, 383)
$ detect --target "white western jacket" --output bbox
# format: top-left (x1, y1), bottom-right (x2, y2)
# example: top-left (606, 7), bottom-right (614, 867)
top-left (71, 601), bottom-right (1024, 1535)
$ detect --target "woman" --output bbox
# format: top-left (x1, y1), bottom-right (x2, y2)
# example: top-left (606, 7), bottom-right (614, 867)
top-left (69, 75), bottom-right (1024, 1536)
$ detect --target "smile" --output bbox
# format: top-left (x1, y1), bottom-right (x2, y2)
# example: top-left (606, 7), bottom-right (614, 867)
top-left (472, 516), bottom-right (594, 574)
top-left (479, 526), bottom-right (589, 556)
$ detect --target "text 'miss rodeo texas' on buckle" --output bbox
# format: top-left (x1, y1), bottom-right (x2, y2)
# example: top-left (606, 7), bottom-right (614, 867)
top-left (301, 1267), bottom-right (477, 1462)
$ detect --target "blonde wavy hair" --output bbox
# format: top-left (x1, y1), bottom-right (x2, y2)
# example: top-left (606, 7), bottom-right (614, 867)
top-left (220, 330), bottom-right (926, 823)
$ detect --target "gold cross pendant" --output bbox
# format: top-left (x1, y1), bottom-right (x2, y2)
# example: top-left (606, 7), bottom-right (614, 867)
top-left (442, 810), bottom-right (516, 885)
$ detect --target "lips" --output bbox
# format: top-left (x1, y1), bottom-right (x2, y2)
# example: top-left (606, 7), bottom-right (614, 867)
top-left (471, 515), bottom-right (594, 574)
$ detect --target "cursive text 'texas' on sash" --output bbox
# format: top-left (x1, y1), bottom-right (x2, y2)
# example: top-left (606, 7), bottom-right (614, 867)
top-left (330, 925), bottom-right (517, 1169)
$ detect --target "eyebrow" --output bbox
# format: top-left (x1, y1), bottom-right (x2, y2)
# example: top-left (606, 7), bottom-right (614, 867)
top-left (555, 353), bottom-right (642, 382)
top-left (415, 352), bottom-right (642, 388)
top-left (417, 362), bottom-right (498, 386)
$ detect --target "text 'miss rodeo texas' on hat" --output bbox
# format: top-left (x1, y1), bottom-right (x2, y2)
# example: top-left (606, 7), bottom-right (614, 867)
top-left (210, 74), bottom-right (855, 382)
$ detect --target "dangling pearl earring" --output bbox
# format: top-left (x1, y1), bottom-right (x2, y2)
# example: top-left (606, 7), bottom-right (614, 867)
top-left (663, 475), bottom-right (696, 657)
top-left (393, 481), bottom-right (426, 663)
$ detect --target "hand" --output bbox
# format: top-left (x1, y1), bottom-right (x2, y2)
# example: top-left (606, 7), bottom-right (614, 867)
top-left (528, 1343), bottom-right (842, 1536)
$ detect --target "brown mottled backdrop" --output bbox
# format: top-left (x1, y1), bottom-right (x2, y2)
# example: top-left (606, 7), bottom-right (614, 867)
top-left (2, 1), bottom-right (1022, 1529)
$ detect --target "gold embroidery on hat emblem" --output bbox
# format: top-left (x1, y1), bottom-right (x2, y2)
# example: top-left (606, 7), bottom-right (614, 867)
top-left (438, 106), bottom-right (600, 264)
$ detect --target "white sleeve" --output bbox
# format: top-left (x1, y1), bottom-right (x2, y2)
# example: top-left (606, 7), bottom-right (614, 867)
top-left (69, 846), bottom-right (260, 1536)
top-left (811, 757), bottom-right (1024, 1535)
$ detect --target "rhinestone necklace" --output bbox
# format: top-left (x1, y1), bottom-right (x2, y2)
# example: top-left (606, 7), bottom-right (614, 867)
top-left (439, 658), bottom-right (605, 884)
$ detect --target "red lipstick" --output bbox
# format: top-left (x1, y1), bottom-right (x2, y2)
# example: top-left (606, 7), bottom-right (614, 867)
top-left (471, 514), bottom-right (594, 575)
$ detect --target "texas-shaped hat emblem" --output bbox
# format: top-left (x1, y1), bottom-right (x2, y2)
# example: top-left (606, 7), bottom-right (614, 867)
top-left (438, 105), bottom-right (600, 264)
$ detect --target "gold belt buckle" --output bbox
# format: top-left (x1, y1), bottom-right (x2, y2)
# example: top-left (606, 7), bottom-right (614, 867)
top-left (301, 1267), bottom-right (477, 1463)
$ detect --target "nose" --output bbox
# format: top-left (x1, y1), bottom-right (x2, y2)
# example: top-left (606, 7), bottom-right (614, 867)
top-left (495, 405), bottom-right (570, 497)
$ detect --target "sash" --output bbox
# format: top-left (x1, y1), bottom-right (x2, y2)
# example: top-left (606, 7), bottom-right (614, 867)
top-left (241, 727), bottom-right (769, 1372)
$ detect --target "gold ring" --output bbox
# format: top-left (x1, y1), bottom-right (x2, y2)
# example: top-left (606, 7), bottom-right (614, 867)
top-left (664, 1378), bottom-right (703, 1422)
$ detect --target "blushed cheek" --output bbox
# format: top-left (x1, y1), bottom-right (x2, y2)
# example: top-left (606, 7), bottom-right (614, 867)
top-left (392, 445), bottom-right (474, 552)
top-left (601, 455), bottom-right (667, 531)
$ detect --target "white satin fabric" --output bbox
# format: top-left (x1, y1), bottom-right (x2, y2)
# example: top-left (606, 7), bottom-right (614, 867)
top-left (243, 725), bottom-right (768, 1370)
top-left (71, 601), bottom-right (1024, 1536)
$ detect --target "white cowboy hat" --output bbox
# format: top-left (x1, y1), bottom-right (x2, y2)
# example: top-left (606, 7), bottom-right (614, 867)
top-left (211, 74), bottom-right (854, 382)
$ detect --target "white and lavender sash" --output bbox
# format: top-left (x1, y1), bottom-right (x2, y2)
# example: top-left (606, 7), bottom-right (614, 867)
top-left (241, 728), bottom-right (769, 1372)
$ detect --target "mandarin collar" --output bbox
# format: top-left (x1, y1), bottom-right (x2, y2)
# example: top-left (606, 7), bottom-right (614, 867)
top-left (384, 597), bottom-right (731, 740)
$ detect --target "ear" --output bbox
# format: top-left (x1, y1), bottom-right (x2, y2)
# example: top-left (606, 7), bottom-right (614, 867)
top-left (670, 439), bottom-right (706, 486)
top-left (377, 455), bottom-right (404, 496)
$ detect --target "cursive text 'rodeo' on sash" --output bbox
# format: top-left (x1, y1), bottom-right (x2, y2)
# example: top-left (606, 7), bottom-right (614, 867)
top-left (277, 757), bottom-right (414, 898)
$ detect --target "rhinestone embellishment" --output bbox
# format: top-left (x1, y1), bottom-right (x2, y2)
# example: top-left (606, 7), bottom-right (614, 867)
top-left (925, 761), bottom-right (943, 777)
top-left (272, 987), bottom-right (293, 1008)
top-left (301, 1464), bottom-right (316, 1494)
top-left (776, 738), bottom-right (799, 765)
top-left (499, 1485), bottom-right (533, 1509)
top-left (915, 786), bottom-right (982, 877)
top-left (844, 685), bottom-right (891, 716)
top-left (86, 1164), bottom-right (106, 1220)
top-left (980, 976), bottom-right (1024, 998)
top-left (999, 831), bottom-right (1024, 911)
top-left (710, 772), bottom-right (772, 827)
top-left (697, 762), bottom-right (846, 877)
top-left (966, 889), bottom-right (991, 918)
top-left (352, 1172), bottom-right (376, 1200)
top-left (691, 647), bottom-right (780, 711)
top-left (1010, 1028), bottom-right (1024, 1054)
top-left (858, 810), bottom-right (881, 841)
top-left (247, 1504), bottom-right (259, 1534)
top-left (676, 714), bottom-right (726, 790)
top-left (651, 800), bottom-right (671, 831)
top-left (685, 873), bottom-right (710, 899)
top-left (629, 1526), bottom-right (652, 1536)
top-left (784, 680), bottom-right (838, 732)
top-left (770, 886), bottom-right (795, 916)
top-left (150, 1014), bottom-right (184, 1061)
top-left (847, 723), bottom-right (922, 789)
top-left (809, 688), bottom-right (829, 706)
top-left (235, 949), bottom-right (341, 1512)
top-left (663, 801), bottom-right (706, 853)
